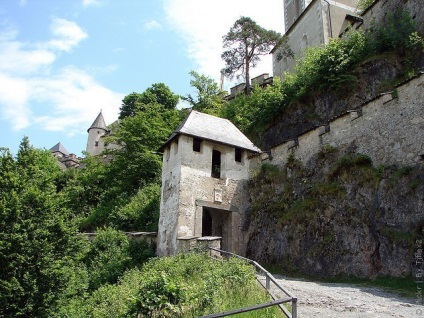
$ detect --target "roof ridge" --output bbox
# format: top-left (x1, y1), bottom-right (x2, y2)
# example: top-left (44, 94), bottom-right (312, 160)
top-left (50, 142), bottom-right (70, 155)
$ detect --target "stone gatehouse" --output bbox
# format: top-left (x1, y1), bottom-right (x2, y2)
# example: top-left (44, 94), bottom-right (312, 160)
top-left (156, 111), bottom-right (261, 256)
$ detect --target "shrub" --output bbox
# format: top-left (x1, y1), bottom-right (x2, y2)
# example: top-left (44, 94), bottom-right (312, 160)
top-left (57, 252), bottom-right (277, 318)
top-left (83, 228), bottom-right (132, 290)
top-left (109, 183), bottom-right (161, 231)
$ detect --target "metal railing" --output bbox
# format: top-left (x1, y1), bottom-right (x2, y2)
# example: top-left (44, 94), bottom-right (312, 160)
top-left (202, 247), bottom-right (297, 318)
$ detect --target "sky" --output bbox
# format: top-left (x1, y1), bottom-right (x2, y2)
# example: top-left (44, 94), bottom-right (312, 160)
top-left (0, 0), bottom-right (284, 156)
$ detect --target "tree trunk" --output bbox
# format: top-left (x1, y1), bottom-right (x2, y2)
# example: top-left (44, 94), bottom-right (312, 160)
top-left (245, 46), bottom-right (251, 95)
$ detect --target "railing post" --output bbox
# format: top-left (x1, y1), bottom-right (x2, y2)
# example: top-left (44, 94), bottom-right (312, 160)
top-left (266, 275), bottom-right (270, 290)
top-left (292, 297), bottom-right (297, 318)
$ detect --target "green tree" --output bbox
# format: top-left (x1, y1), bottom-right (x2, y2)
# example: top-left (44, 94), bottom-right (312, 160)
top-left (182, 71), bottom-right (227, 114)
top-left (80, 103), bottom-right (181, 230)
top-left (119, 83), bottom-right (179, 119)
top-left (0, 138), bottom-right (88, 317)
top-left (221, 17), bottom-right (281, 95)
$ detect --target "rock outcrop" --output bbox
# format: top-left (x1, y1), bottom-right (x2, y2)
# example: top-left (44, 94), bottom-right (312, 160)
top-left (244, 146), bottom-right (423, 278)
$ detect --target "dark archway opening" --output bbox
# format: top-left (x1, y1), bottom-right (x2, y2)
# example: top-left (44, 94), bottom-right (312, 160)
top-left (202, 209), bottom-right (212, 236)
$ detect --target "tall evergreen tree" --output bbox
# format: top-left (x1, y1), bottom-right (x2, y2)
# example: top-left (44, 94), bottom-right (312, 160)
top-left (221, 17), bottom-right (281, 95)
top-left (0, 138), bottom-right (87, 317)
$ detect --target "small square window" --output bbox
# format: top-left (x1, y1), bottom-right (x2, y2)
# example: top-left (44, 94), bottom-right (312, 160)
top-left (235, 148), bottom-right (242, 162)
top-left (95, 141), bottom-right (99, 147)
top-left (193, 138), bottom-right (202, 152)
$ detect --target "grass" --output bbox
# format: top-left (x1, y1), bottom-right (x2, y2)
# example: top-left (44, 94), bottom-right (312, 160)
top-left (199, 281), bottom-right (286, 318)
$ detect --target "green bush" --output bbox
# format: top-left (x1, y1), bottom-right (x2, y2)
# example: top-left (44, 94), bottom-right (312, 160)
top-left (57, 253), bottom-right (279, 318)
top-left (109, 183), bottom-right (161, 231)
top-left (79, 228), bottom-right (155, 294)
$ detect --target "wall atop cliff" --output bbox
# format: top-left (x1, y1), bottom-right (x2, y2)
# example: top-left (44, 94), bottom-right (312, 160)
top-left (268, 73), bottom-right (424, 168)
top-left (243, 74), bottom-right (424, 278)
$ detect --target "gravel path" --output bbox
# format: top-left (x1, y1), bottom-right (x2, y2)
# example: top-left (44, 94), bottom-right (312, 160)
top-left (258, 275), bottom-right (423, 318)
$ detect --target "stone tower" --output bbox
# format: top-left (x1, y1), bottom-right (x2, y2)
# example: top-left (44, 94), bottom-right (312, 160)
top-left (86, 111), bottom-right (108, 156)
top-left (156, 111), bottom-right (261, 256)
top-left (273, 0), bottom-right (359, 77)
top-left (284, 0), bottom-right (311, 31)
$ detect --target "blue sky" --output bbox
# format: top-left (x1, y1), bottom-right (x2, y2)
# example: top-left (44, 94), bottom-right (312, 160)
top-left (0, 0), bottom-right (284, 156)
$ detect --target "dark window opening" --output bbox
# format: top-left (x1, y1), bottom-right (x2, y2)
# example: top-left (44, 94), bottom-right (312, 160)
top-left (193, 138), bottom-right (202, 152)
top-left (202, 209), bottom-right (212, 236)
top-left (235, 148), bottom-right (242, 162)
top-left (95, 141), bottom-right (99, 147)
top-left (212, 150), bottom-right (221, 178)
top-left (174, 139), bottom-right (179, 155)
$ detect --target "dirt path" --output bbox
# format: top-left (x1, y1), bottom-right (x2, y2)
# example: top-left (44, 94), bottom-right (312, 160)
top-left (258, 275), bottom-right (423, 318)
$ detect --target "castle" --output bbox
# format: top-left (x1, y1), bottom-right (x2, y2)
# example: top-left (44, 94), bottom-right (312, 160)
top-left (156, 0), bottom-right (424, 257)
top-left (50, 111), bottom-right (116, 168)
top-left (50, 0), bottom-right (423, 262)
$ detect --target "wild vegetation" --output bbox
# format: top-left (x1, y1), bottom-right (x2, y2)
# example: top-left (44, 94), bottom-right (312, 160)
top-left (58, 253), bottom-right (281, 318)
top-left (221, 9), bottom-right (423, 139)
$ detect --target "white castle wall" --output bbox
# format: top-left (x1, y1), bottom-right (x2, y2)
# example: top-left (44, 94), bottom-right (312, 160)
top-left (268, 74), bottom-right (424, 168)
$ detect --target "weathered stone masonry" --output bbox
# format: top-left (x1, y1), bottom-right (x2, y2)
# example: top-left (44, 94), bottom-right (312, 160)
top-left (157, 111), bottom-right (260, 256)
top-left (267, 74), bottom-right (424, 168)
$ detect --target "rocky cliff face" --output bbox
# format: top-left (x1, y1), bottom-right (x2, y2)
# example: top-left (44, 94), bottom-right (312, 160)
top-left (255, 54), bottom-right (424, 150)
top-left (244, 146), bottom-right (424, 278)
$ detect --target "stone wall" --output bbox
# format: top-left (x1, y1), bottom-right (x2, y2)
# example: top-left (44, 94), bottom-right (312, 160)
top-left (157, 134), bottom-right (259, 256)
top-left (361, 0), bottom-right (424, 37)
top-left (243, 74), bottom-right (424, 278)
top-left (267, 73), bottom-right (424, 168)
top-left (274, 0), bottom-right (325, 76)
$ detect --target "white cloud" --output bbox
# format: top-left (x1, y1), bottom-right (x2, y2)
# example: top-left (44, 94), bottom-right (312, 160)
top-left (0, 18), bottom-right (122, 133)
top-left (144, 20), bottom-right (162, 31)
top-left (82, 0), bottom-right (103, 8)
top-left (0, 73), bottom-right (31, 129)
top-left (163, 0), bottom-right (284, 89)
top-left (0, 41), bottom-right (55, 74)
top-left (30, 67), bottom-right (122, 132)
top-left (0, 27), bottom-right (55, 74)
top-left (47, 18), bottom-right (88, 52)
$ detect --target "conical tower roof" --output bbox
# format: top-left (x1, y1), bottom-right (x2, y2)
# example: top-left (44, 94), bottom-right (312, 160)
top-left (50, 142), bottom-right (69, 155)
top-left (87, 111), bottom-right (108, 132)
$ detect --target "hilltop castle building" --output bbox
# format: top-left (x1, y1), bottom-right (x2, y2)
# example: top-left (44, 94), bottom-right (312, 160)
top-left (86, 111), bottom-right (109, 156)
top-left (50, 142), bottom-right (80, 169)
top-left (50, 111), bottom-right (118, 168)
top-left (272, 0), bottom-right (359, 77)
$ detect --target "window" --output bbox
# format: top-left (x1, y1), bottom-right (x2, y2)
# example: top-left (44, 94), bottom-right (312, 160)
top-left (174, 139), bottom-right (179, 155)
top-left (95, 141), bottom-right (99, 147)
top-left (235, 148), bottom-right (242, 162)
top-left (165, 146), bottom-right (170, 161)
top-left (193, 137), bottom-right (202, 152)
top-left (300, 34), bottom-right (308, 51)
top-left (211, 150), bottom-right (221, 178)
